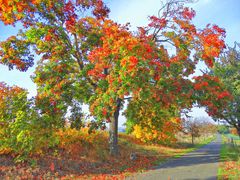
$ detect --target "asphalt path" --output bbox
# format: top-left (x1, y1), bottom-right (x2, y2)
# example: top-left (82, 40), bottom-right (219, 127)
top-left (128, 134), bottom-right (222, 180)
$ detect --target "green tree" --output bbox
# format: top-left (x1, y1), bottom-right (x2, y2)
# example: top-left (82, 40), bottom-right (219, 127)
top-left (213, 42), bottom-right (240, 136)
top-left (0, 82), bottom-right (57, 161)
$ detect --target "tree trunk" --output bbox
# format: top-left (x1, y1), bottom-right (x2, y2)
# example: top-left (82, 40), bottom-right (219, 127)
top-left (109, 98), bottom-right (121, 156)
top-left (191, 134), bottom-right (194, 145)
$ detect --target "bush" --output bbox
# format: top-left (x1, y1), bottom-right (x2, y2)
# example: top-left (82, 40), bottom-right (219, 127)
top-left (0, 82), bottom-right (58, 162)
top-left (131, 117), bottom-right (181, 144)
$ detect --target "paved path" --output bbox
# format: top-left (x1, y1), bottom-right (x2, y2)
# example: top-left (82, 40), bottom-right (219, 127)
top-left (129, 135), bottom-right (222, 180)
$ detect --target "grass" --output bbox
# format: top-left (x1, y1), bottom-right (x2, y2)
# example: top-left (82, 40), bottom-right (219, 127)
top-left (218, 134), bottom-right (240, 179)
top-left (167, 134), bottom-right (216, 159)
top-left (0, 129), bottom-right (216, 179)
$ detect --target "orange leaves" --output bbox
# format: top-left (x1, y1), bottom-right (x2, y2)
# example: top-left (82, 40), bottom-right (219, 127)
top-left (120, 56), bottom-right (139, 72)
top-left (45, 34), bottom-right (52, 41)
top-left (0, 0), bottom-right (43, 25)
top-left (220, 161), bottom-right (240, 179)
top-left (197, 24), bottom-right (226, 67)
top-left (0, 0), bottom-right (25, 24)
top-left (129, 56), bottom-right (138, 68)
top-left (56, 128), bottom-right (109, 158)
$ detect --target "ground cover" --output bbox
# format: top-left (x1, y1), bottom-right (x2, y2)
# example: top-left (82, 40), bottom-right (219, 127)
top-left (218, 134), bottom-right (240, 179)
top-left (0, 129), bottom-right (215, 179)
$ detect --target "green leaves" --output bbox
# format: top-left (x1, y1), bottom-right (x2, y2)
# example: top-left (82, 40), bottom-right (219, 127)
top-left (212, 43), bottom-right (240, 134)
top-left (25, 27), bottom-right (45, 42)
top-left (0, 35), bottom-right (34, 71)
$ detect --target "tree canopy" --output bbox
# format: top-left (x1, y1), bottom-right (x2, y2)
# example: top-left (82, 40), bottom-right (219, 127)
top-left (212, 42), bottom-right (240, 135)
top-left (0, 0), bottom-right (232, 156)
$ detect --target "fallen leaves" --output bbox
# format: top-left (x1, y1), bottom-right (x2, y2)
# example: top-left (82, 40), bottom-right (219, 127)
top-left (0, 129), bottom-right (196, 179)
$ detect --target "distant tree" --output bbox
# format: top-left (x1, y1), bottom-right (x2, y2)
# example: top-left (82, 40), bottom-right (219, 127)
top-left (182, 119), bottom-right (201, 144)
top-left (212, 42), bottom-right (240, 136)
top-left (217, 124), bottom-right (230, 134)
top-left (194, 117), bottom-right (217, 136)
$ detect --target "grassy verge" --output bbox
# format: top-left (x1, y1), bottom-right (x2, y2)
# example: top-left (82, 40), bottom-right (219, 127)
top-left (168, 134), bottom-right (216, 159)
top-left (218, 134), bottom-right (240, 179)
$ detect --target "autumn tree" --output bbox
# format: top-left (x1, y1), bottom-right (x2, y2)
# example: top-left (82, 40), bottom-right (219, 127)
top-left (182, 118), bottom-right (201, 144)
top-left (0, 82), bottom-right (57, 160)
top-left (0, 0), bottom-right (230, 156)
top-left (212, 42), bottom-right (240, 136)
top-left (194, 117), bottom-right (218, 136)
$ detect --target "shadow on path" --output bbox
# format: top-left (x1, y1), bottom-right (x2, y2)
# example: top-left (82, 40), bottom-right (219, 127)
top-left (128, 134), bottom-right (222, 180)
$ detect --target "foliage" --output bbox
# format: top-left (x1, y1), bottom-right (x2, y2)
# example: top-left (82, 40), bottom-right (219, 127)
top-left (193, 74), bottom-right (232, 117)
top-left (131, 117), bottom-right (181, 144)
top-left (182, 119), bottom-right (202, 144)
top-left (56, 128), bottom-right (109, 160)
top-left (230, 128), bottom-right (239, 136)
top-left (0, 128), bottom-right (216, 179)
top-left (68, 100), bottom-right (85, 130)
top-left (212, 42), bottom-right (240, 135)
top-left (218, 125), bottom-right (230, 134)
top-left (0, 0), bottom-right (231, 155)
top-left (193, 117), bottom-right (218, 135)
top-left (0, 82), bottom-right (58, 161)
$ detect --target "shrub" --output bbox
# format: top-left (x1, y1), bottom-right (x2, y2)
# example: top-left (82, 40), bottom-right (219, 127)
top-left (0, 82), bottom-right (58, 162)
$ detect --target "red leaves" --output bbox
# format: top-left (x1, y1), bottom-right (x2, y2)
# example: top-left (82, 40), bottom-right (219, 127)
top-left (50, 162), bottom-right (55, 172)
top-left (212, 25), bottom-right (226, 36)
top-left (181, 7), bottom-right (196, 20)
top-left (148, 16), bottom-right (167, 29)
top-left (144, 43), bottom-right (153, 53)
top-left (193, 74), bottom-right (232, 117)
top-left (129, 56), bottom-right (138, 69)
top-left (193, 81), bottom-right (208, 90)
top-left (64, 1), bottom-right (75, 13)
top-left (45, 34), bottom-right (52, 41)
top-left (217, 91), bottom-right (231, 99)
top-left (102, 107), bottom-right (107, 116)
top-left (92, 0), bottom-right (110, 20)
top-left (64, 1), bottom-right (77, 31)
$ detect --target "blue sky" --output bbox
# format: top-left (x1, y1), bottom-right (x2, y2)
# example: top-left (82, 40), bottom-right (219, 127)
top-left (0, 0), bottom-right (240, 126)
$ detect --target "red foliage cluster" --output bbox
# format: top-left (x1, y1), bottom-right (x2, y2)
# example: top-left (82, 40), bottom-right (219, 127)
top-left (193, 74), bottom-right (232, 117)
top-left (181, 7), bottom-right (196, 20)
top-left (148, 16), bottom-right (167, 29)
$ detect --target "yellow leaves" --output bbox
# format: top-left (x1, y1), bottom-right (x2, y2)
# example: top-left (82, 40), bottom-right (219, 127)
top-left (132, 124), bottom-right (154, 142)
top-left (55, 128), bottom-right (109, 158)
top-left (0, 146), bottom-right (12, 155)
top-left (131, 116), bottom-right (182, 144)
top-left (132, 125), bottom-right (142, 139)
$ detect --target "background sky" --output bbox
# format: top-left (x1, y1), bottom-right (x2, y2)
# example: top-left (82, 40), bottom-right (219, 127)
top-left (0, 0), bottom-right (239, 127)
